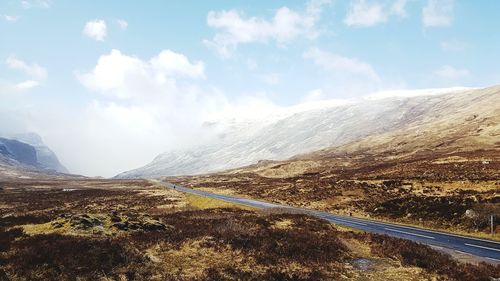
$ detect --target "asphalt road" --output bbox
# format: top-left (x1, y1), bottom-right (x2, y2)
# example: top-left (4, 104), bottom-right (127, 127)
top-left (161, 182), bottom-right (500, 264)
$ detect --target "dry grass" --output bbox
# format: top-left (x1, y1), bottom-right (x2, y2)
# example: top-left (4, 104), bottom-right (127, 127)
top-left (185, 193), bottom-right (255, 210)
top-left (271, 218), bottom-right (295, 229)
top-left (1, 179), bottom-right (498, 280)
top-left (149, 239), bottom-right (265, 278)
top-left (357, 266), bottom-right (428, 281)
top-left (197, 187), bottom-right (242, 196)
top-left (169, 148), bottom-right (500, 240)
top-left (247, 160), bottom-right (322, 178)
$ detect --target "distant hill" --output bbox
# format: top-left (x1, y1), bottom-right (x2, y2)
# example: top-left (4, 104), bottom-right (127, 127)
top-left (117, 86), bottom-right (499, 178)
top-left (228, 84), bottom-right (500, 181)
top-left (0, 137), bottom-right (38, 167)
top-left (8, 133), bottom-right (68, 173)
top-left (0, 133), bottom-right (71, 179)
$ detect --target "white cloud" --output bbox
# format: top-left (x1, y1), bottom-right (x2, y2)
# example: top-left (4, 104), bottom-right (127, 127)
top-left (15, 80), bottom-right (39, 90)
top-left (69, 49), bottom-right (289, 176)
top-left (78, 50), bottom-right (147, 99)
top-left (301, 88), bottom-right (325, 102)
top-left (344, 0), bottom-right (387, 26)
top-left (3, 56), bottom-right (47, 92)
top-left (77, 49), bottom-right (205, 99)
top-left (434, 65), bottom-right (469, 79)
top-left (390, 0), bottom-right (408, 18)
top-left (344, 0), bottom-right (407, 27)
top-left (303, 47), bottom-right (385, 97)
top-left (70, 49), bottom-right (226, 175)
top-left (440, 39), bottom-right (468, 52)
top-left (0, 84), bottom-right (278, 176)
top-left (304, 47), bottom-right (379, 80)
top-left (204, 0), bottom-right (331, 57)
top-left (422, 0), bottom-right (454, 27)
top-left (150, 50), bottom-right (205, 79)
top-left (364, 87), bottom-right (471, 100)
top-left (0, 80), bottom-right (39, 93)
top-left (116, 19), bottom-right (128, 30)
top-left (6, 56), bottom-right (47, 81)
top-left (83, 19), bottom-right (107, 41)
top-left (3, 15), bottom-right (20, 22)
top-left (21, 0), bottom-right (51, 9)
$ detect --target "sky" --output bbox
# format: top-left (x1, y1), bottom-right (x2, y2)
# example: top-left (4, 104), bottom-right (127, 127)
top-left (1, 0), bottom-right (499, 177)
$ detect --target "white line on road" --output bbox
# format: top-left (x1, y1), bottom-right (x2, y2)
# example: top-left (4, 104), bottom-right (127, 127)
top-left (465, 243), bottom-right (500, 252)
top-left (361, 220), bottom-right (500, 245)
top-left (383, 227), bottom-right (435, 239)
top-left (333, 218), bottom-right (368, 226)
top-left (486, 257), bottom-right (500, 262)
top-left (163, 182), bottom-right (500, 256)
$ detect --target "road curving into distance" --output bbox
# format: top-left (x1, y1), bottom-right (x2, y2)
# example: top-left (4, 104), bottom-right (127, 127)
top-left (159, 181), bottom-right (500, 264)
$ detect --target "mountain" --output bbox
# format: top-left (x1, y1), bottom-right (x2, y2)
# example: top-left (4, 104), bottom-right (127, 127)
top-left (0, 133), bottom-right (70, 179)
top-left (167, 86), bottom-right (499, 239)
top-left (232, 84), bottom-right (500, 180)
top-left (116, 86), bottom-right (498, 179)
top-left (0, 137), bottom-right (38, 167)
top-left (7, 133), bottom-right (69, 173)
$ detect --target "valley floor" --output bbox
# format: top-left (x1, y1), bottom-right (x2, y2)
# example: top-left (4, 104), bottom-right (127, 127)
top-left (0, 179), bottom-right (499, 280)
top-left (169, 149), bottom-right (500, 242)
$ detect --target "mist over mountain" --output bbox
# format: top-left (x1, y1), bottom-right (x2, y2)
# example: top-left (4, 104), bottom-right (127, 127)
top-left (8, 133), bottom-right (69, 173)
top-left (0, 133), bottom-right (69, 178)
top-left (0, 137), bottom-right (38, 167)
top-left (116, 86), bottom-right (497, 179)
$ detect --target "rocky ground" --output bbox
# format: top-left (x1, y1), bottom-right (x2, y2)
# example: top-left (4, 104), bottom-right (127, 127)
top-left (1, 179), bottom-right (498, 280)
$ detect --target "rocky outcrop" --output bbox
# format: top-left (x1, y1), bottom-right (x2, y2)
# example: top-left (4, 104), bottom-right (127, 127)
top-left (0, 137), bottom-right (38, 166)
top-left (8, 133), bottom-right (68, 173)
top-left (0, 133), bottom-right (70, 179)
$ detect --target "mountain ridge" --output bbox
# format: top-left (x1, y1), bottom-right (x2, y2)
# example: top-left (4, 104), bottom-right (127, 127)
top-left (0, 133), bottom-right (71, 179)
top-left (7, 132), bottom-right (69, 173)
top-left (116, 86), bottom-right (497, 179)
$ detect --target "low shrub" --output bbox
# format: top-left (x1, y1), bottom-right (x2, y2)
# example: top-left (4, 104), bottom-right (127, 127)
top-left (6, 234), bottom-right (152, 280)
top-left (0, 228), bottom-right (23, 252)
top-left (369, 234), bottom-right (500, 281)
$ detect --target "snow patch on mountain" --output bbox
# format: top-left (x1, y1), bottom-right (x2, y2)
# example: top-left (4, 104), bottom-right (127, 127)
top-left (116, 87), bottom-right (474, 178)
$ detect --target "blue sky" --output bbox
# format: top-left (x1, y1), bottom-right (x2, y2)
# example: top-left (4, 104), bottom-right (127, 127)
top-left (1, 0), bottom-right (499, 176)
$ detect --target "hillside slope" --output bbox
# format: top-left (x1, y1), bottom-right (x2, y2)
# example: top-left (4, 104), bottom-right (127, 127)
top-left (168, 86), bottom-right (500, 238)
top-left (7, 133), bottom-right (68, 173)
top-left (118, 86), bottom-right (496, 178)
top-left (0, 134), bottom-right (72, 180)
top-left (0, 137), bottom-right (38, 167)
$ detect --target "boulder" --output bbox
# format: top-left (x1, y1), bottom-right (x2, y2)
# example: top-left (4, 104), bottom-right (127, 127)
top-left (112, 217), bottom-right (168, 232)
top-left (70, 214), bottom-right (103, 229)
top-left (464, 209), bottom-right (477, 219)
top-left (142, 220), bottom-right (167, 231)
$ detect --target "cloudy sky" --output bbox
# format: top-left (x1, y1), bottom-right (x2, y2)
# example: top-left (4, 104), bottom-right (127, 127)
top-left (1, 0), bottom-right (499, 177)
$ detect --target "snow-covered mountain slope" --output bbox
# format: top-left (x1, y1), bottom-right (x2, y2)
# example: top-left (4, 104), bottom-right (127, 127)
top-left (116, 86), bottom-right (497, 179)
